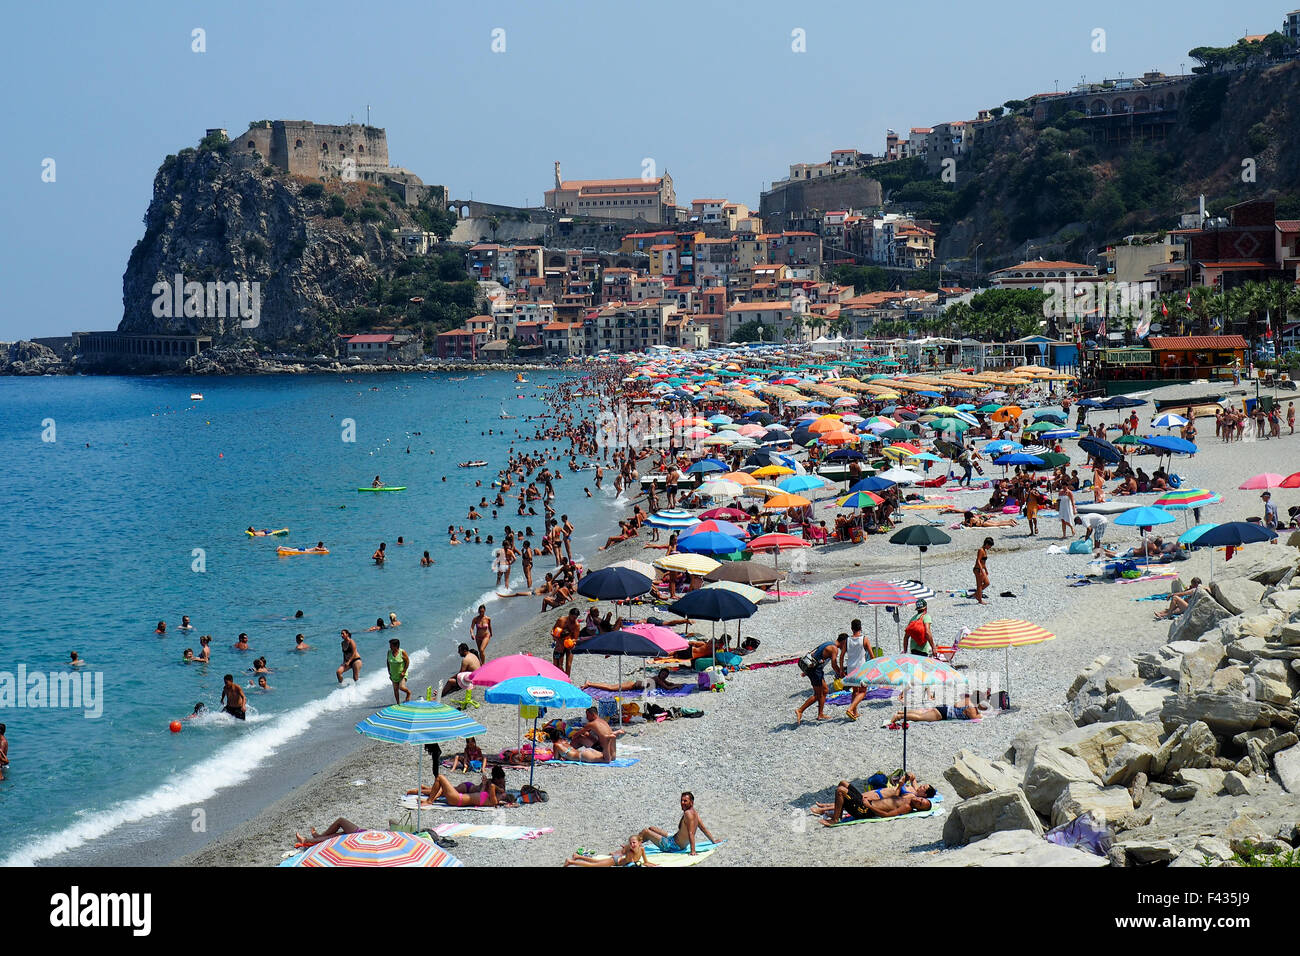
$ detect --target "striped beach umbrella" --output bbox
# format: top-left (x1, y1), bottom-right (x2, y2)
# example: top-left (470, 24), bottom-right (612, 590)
top-left (696, 479), bottom-right (743, 499)
top-left (843, 654), bottom-right (963, 773)
top-left (646, 509), bottom-right (700, 529)
top-left (654, 552), bottom-right (721, 575)
top-left (702, 580), bottom-right (768, 604)
top-left (286, 830), bottom-right (463, 868)
top-left (958, 619), bottom-right (1057, 700)
top-left (355, 701), bottom-right (487, 832)
top-left (833, 580), bottom-right (915, 606)
top-left (887, 579), bottom-right (936, 601)
top-left (837, 490), bottom-right (884, 509)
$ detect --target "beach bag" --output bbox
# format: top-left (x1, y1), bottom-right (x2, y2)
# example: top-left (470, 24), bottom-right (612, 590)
top-left (596, 698), bottom-right (620, 720)
top-left (680, 707), bottom-right (703, 718)
top-left (1068, 540), bottom-right (1091, 554)
top-left (518, 786), bottom-right (549, 804)
top-left (716, 651), bottom-right (743, 668)
top-left (998, 691), bottom-right (1010, 710)
top-left (740, 637), bottom-right (760, 652)
top-left (865, 772), bottom-right (889, 790)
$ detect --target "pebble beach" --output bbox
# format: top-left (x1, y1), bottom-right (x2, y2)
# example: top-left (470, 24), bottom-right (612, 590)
top-left (178, 377), bottom-right (1300, 867)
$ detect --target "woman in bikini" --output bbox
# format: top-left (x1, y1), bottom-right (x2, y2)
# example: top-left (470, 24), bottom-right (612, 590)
top-left (563, 835), bottom-right (654, 867)
top-left (546, 726), bottom-right (605, 762)
top-left (411, 773), bottom-right (516, 808)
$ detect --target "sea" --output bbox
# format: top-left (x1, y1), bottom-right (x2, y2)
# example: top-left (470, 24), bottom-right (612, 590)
top-left (0, 370), bottom-right (619, 865)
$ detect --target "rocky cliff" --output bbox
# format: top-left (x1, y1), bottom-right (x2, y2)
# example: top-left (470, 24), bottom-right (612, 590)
top-left (120, 137), bottom-right (457, 354)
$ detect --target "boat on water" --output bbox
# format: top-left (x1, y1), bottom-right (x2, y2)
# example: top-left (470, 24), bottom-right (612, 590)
top-left (449, 376), bottom-right (468, 381)
top-left (458, 460), bottom-right (488, 468)
top-left (190, 393), bottom-right (203, 401)
top-left (515, 373), bottom-right (528, 383)
top-left (499, 407), bottom-right (515, 419)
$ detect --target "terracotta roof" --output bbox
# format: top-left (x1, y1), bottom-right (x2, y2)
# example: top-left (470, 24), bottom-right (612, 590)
top-left (348, 334), bottom-right (394, 343)
top-left (727, 301), bottom-right (793, 312)
top-left (1147, 335), bottom-right (1247, 350)
top-left (1276, 220), bottom-right (1300, 232)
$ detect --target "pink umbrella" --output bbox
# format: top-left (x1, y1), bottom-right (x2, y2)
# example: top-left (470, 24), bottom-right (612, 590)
top-left (623, 622), bottom-right (689, 653)
top-left (700, 507), bottom-right (749, 520)
top-left (469, 654), bottom-right (571, 687)
top-left (1239, 473), bottom-right (1285, 490)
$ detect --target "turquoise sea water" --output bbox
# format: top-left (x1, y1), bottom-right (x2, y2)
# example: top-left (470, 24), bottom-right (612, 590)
top-left (0, 371), bottom-right (613, 863)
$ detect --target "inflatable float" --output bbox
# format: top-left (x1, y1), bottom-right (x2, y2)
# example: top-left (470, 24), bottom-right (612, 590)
top-left (356, 486), bottom-right (407, 492)
top-left (277, 547), bottom-right (329, 556)
top-left (245, 528), bottom-right (290, 537)
top-left (458, 461), bottom-right (488, 468)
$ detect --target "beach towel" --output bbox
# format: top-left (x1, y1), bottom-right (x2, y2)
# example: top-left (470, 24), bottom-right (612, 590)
top-left (586, 847), bottom-right (717, 867)
top-left (545, 757), bottom-right (641, 768)
top-left (1132, 592), bottom-right (1168, 602)
top-left (827, 806), bottom-right (944, 825)
top-left (431, 823), bottom-right (553, 841)
top-left (584, 685), bottom-right (696, 701)
top-left (746, 656), bottom-right (800, 670)
top-left (400, 794), bottom-right (497, 812)
top-left (773, 589), bottom-right (812, 597)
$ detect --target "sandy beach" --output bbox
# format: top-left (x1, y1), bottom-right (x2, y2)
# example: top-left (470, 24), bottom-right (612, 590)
top-left (178, 378), bottom-right (1300, 867)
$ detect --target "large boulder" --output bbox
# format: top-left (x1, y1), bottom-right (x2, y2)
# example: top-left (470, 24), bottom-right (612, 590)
top-left (1051, 782), bottom-right (1137, 829)
top-left (1209, 665), bottom-right (1249, 696)
top-left (1248, 555), bottom-right (1298, 587)
top-left (1003, 710), bottom-right (1078, 767)
top-left (1150, 720), bottom-right (1218, 777)
top-left (1112, 685), bottom-right (1176, 722)
top-left (1179, 642), bottom-right (1226, 694)
top-left (1210, 577), bottom-right (1266, 616)
top-left (934, 829), bottom-right (1108, 867)
top-left (1102, 742), bottom-right (1154, 786)
top-left (944, 750), bottom-right (1024, 799)
top-left (942, 789), bottom-right (1043, 847)
top-left (1265, 589), bottom-right (1300, 616)
top-left (1067, 658), bottom-right (1139, 723)
top-left (1160, 693), bottom-right (1268, 736)
top-left (1277, 623), bottom-right (1300, 647)
top-left (1023, 746), bottom-right (1102, 816)
top-left (1275, 744), bottom-right (1300, 793)
top-left (1168, 590), bottom-right (1234, 642)
top-left (1227, 635), bottom-right (1268, 664)
top-left (1233, 613), bottom-right (1285, 641)
top-left (1054, 721), bottom-right (1163, 777)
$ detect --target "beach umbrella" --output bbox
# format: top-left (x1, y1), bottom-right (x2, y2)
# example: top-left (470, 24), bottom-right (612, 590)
top-left (825, 448), bottom-right (867, 462)
top-left (1114, 506), bottom-right (1177, 570)
top-left (355, 701), bottom-right (487, 832)
top-left (286, 830), bottom-right (463, 868)
top-left (469, 654), bottom-right (570, 688)
top-left (850, 476), bottom-right (896, 493)
top-left (991, 405), bottom-right (1023, 423)
top-left (723, 471), bottom-right (759, 486)
top-left (1101, 395), bottom-right (1146, 410)
top-left (976, 403), bottom-right (1002, 414)
top-left (686, 458), bottom-right (728, 474)
top-left (1239, 473), bottom-right (1285, 490)
top-left (703, 561), bottom-right (785, 587)
top-left (958, 619), bottom-right (1056, 700)
top-left (1026, 452), bottom-right (1070, 470)
top-left (1139, 435), bottom-right (1196, 456)
top-left (1152, 413), bottom-right (1188, 429)
top-left (485, 676), bottom-right (592, 782)
top-left (1191, 521), bottom-right (1278, 579)
top-left (701, 434), bottom-right (738, 447)
top-left (833, 579), bottom-right (915, 650)
top-left (1033, 410), bottom-right (1066, 422)
top-left (764, 492), bottom-right (812, 511)
top-left (668, 589), bottom-right (759, 655)
top-left (880, 427), bottom-right (914, 441)
top-left (655, 552), bottom-right (721, 576)
top-left (1154, 488), bottom-right (1221, 523)
top-left (576, 566), bottom-right (653, 601)
top-left (778, 474), bottom-right (829, 494)
top-left (1078, 435), bottom-right (1121, 463)
top-left (887, 579), bottom-right (935, 601)
top-left (682, 518), bottom-right (748, 539)
top-left (696, 479), bottom-right (743, 499)
top-left (933, 439), bottom-right (965, 460)
top-left (675, 531), bottom-right (746, 556)
top-left (888, 524), bottom-right (951, 582)
top-left (993, 453), bottom-right (1044, 469)
top-left (1023, 421), bottom-right (1057, 433)
top-left (753, 464), bottom-right (796, 478)
top-left (700, 506), bottom-right (749, 521)
top-left (982, 440), bottom-right (1023, 454)
top-left (877, 466), bottom-right (923, 484)
top-left (837, 490), bottom-right (885, 509)
top-left (702, 580), bottom-right (768, 604)
top-left (748, 532), bottom-right (812, 600)
top-left (843, 655), bottom-right (963, 773)
top-left (1040, 429), bottom-right (1079, 441)
top-left (905, 452), bottom-right (945, 464)
top-left (647, 509), bottom-right (701, 530)
top-left (1179, 523), bottom-right (1218, 547)
top-left (1280, 472), bottom-right (1300, 488)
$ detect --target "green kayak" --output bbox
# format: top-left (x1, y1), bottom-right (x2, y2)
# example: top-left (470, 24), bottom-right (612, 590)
top-left (356, 486), bottom-right (407, 492)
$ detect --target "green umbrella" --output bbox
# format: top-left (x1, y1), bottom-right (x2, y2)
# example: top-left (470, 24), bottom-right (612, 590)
top-left (928, 418), bottom-right (970, 433)
top-left (1024, 421), bottom-right (1056, 433)
top-left (1030, 452), bottom-right (1071, 469)
top-left (977, 403), bottom-right (1001, 413)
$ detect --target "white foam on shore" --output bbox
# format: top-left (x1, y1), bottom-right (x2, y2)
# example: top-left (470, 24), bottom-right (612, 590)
top-left (2, 647), bottom-right (430, 867)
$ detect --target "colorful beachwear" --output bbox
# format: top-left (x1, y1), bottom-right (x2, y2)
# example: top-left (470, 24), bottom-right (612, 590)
top-left (656, 834), bottom-right (682, 852)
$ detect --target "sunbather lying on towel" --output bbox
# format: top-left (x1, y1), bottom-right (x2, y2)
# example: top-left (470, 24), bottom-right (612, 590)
top-left (296, 818), bottom-right (365, 846)
top-left (545, 726), bottom-right (605, 763)
top-left (411, 765), bottom-right (507, 797)
top-left (581, 668), bottom-right (687, 693)
top-left (888, 692), bottom-right (985, 724)
top-left (963, 510), bottom-right (1017, 528)
top-left (409, 774), bottom-right (516, 808)
top-left (563, 835), bottom-right (655, 867)
top-left (810, 773), bottom-right (937, 819)
top-left (811, 782), bottom-right (933, 825)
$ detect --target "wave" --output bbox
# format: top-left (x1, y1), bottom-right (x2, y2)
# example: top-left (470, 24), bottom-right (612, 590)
top-left (2, 647), bottom-right (430, 866)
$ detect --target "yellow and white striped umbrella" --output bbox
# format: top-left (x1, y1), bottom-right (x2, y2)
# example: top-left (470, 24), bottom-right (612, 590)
top-left (957, 620), bottom-right (1056, 649)
top-left (655, 553), bottom-right (722, 575)
top-left (701, 580), bottom-right (768, 604)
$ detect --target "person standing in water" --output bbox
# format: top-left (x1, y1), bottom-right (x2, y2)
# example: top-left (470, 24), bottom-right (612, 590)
top-left (220, 674), bottom-right (247, 720)
top-left (387, 638), bottom-right (411, 703)
top-left (336, 629), bottom-right (362, 683)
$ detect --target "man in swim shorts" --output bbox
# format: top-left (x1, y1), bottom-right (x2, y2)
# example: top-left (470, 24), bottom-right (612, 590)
top-left (387, 638), bottom-right (411, 703)
top-left (440, 644), bottom-right (481, 697)
top-left (220, 674), bottom-right (247, 720)
top-left (889, 692), bottom-right (983, 723)
top-left (633, 792), bottom-right (717, 856)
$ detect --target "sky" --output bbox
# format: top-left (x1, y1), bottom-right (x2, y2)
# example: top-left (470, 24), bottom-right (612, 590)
top-left (0, 0), bottom-right (1286, 340)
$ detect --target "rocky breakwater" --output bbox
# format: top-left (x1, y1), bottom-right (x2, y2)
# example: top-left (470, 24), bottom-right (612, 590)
top-left (937, 553), bottom-right (1300, 867)
top-left (0, 341), bottom-right (68, 375)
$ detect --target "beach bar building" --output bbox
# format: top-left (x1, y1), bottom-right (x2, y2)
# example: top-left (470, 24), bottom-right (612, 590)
top-left (1084, 334), bottom-right (1247, 394)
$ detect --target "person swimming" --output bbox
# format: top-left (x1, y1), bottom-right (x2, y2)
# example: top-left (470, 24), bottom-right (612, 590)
top-left (69, 651), bottom-right (86, 667)
top-left (155, 621), bottom-right (167, 635)
top-left (294, 634), bottom-right (311, 652)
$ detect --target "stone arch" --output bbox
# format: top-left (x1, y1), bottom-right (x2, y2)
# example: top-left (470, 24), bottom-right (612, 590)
top-left (1091, 99), bottom-right (1107, 115)
top-left (246, 140), bottom-right (255, 148)
top-left (1133, 95), bottom-right (1149, 112)
top-left (357, 144), bottom-right (365, 153)
top-left (321, 142), bottom-right (329, 153)
top-left (1113, 98), bottom-right (1128, 113)
top-left (295, 138), bottom-right (303, 147)
top-left (460, 204), bottom-right (470, 218)
top-left (548, 254), bottom-right (566, 267)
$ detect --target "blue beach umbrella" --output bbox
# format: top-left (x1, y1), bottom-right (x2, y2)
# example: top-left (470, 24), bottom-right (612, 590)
top-left (778, 474), bottom-right (829, 494)
top-left (484, 677), bottom-right (592, 785)
top-left (982, 440), bottom-right (1023, 455)
top-left (1152, 413), bottom-right (1188, 429)
top-left (1184, 521), bottom-right (1277, 580)
top-left (675, 531), bottom-right (746, 555)
top-left (646, 509), bottom-right (701, 530)
top-left (1179, 523), bottom-right (1218, 547)
top-left (576, 566), bottom-right (654, 601)
top-left (686, 458), bottom-right (728, 475)
top-left (993, 452), bottom-right (1045, 467)
top-left (1139, 435), bottom-right (1197, 456)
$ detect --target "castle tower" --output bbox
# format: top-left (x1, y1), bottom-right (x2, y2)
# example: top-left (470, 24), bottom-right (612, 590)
top-left (554, 161), bottom-right (562, 192)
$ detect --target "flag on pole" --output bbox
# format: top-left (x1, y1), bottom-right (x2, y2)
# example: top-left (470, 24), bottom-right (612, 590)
top-left (1185, 290), bottom-right (1192, 308)
top-left (1265, 309), bottom-right (1272, 339)
top-left (1136, 312), bottom-right (1151, 339)
top-left (1160, 300), bottom-right (1169, 317)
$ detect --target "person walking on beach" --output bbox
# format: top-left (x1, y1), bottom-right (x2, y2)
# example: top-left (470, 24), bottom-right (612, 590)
top-left (843, 619), bottom-right (875, 721)
top-left (905, 600), bottom-right (936, 656)
top-left (336, 629), bottom-right (362, 683)
top-left (795, 634), bottom-right (847, 724)
top-left (220, 674), bottom-right (247, 720)
top-left (633, 792), bottom-right (718, 856)
top-left (1289, 401), bottom-right (1296, 436)
top-left (472, 605), bottom-right (493, 661)
top-left (973, 538), bottom-right (992, 605)
top-left (387, 638), bottom-right (411, 703)
top-left (1057, 481), bottom-right (1076, 538)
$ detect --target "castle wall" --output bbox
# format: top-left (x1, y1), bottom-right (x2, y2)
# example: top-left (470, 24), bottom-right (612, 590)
top-left (231, 121), bottom-right (392, 181)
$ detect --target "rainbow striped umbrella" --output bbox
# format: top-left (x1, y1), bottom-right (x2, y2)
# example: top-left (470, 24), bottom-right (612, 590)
top-left (843, 654), bottom-right (963, 773)
top-left (836, 490), bottom-right (884, 509)
top-left (958, 619), bottom-right (1057, 701)
top-left (285, 830), bottom-right (463, 867)
top-left (1153, 488), bottom-right (1221, 510)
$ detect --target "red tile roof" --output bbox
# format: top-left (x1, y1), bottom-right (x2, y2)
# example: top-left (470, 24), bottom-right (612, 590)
top-left (348, 334), bottom-right (394, 343)
top-left (1147, 335), bottom-right (1247, 350)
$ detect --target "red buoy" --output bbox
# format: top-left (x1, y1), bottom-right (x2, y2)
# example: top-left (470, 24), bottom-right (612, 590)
top-left (169, 720), bottom-right (183, 733)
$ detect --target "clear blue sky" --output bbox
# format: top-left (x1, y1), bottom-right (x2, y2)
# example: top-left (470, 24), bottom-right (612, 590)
top-left (0, 0), bottom-right (1281, 339)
